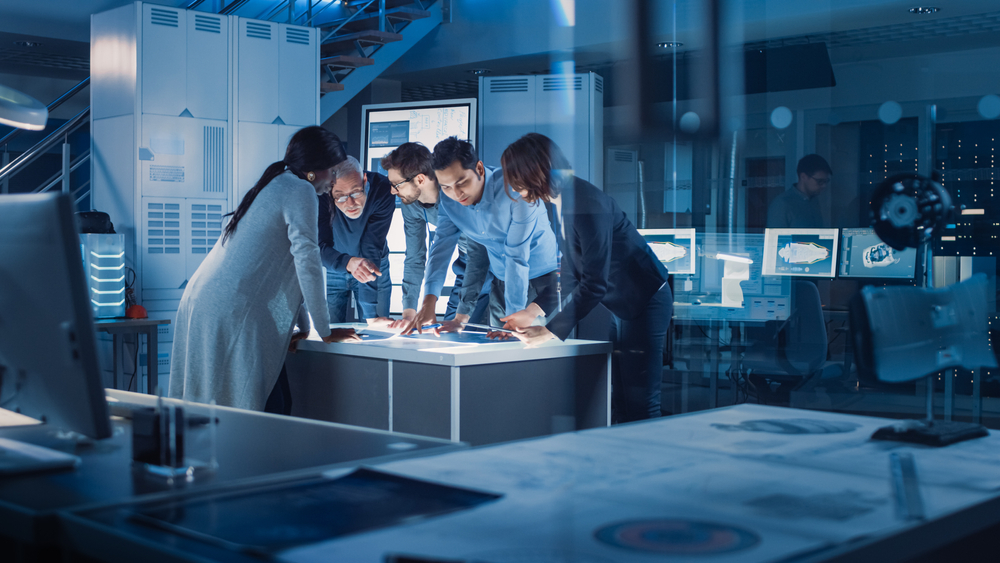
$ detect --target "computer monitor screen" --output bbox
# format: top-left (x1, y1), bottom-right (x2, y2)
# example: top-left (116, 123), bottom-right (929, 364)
top-left (361, 99), bottom-right (477, 176)
top-left (638, 228), bottom-right (696, 275)
top-left (0, 193), bottom-right (111, 439)
top-left (839, 227), bottom-right (917, 279)
top-left (763, 228), bottom-right (839, 278)
top-left (672, 233), bottom-right (791, 322)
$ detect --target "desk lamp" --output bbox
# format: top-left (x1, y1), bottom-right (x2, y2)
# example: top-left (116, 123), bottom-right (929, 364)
top-left (853, 174), bottom-right (996, 445)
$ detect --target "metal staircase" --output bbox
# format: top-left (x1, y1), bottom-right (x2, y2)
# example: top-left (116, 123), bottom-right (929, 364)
top-left (0, 0), bottom-right (443, 203)
top-left (252, 0), bottom-right (444, 122)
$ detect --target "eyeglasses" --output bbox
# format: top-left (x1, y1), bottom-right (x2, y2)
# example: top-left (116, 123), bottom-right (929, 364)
top-left (809, 175), bottom-right (831, 187)
top-left (333, 191), bottom-right (365, 204)
top-left (390, 175), bottom-right (415, 192)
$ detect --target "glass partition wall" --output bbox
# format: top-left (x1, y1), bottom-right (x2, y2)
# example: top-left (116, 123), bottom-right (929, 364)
top-left (551, 1), bottom-right (1000, 426)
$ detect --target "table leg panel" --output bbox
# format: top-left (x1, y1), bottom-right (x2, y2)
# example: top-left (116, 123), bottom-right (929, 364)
top-left (392, 362), bottom-right (452, 441)
top-left (457, 355), bottom-right (608, 446)
top-left (285, 352), bottom-right (390, 430)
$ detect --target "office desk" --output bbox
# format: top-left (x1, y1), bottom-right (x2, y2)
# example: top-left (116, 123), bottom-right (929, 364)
top-left (94, 318), bottom-right (171, 394)
top-left (58, 404), bottom-right (1000, 562)
top-left (285, 327), bottom-right (612, 445)
top-left (0, 390), bottom-right (459, 555)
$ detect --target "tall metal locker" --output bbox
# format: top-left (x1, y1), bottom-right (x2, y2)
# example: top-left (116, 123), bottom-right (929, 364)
top-left (478, 73), bottom-right (604, 188)
top-left (233, 21), bottom-right (319, 203)
top-left (91, 2), bottom-right (318, 391)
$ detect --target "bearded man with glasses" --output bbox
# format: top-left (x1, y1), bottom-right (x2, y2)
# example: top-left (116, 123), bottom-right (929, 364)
top-left (767, 154), bottom-right (833, 228)
top-left (317, 155), bottom-right (394, 322)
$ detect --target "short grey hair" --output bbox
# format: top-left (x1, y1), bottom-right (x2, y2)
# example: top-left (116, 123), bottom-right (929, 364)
top-left (330, 155), bottom-right (363, 184)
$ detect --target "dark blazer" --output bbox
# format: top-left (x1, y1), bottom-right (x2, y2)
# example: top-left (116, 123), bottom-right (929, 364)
top-left (542, 176), bottom-right (669, 340)
top-left (317, 171), bottom-right (394, 272)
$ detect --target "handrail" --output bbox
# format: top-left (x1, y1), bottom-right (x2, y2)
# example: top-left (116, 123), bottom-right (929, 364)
top-left (255, 0), bottom-right (289, 21)
top-left (219, 0), bottom-right (251, 16)
top-left (321, 0), bottom-right (377, 43)
top-left (35, 150), bottom-right (91, 194)
top-left (0, 77), bottom-right (89, 150)
top-left (0, 107), bottom-right (90, 184)
top-left (74, 180), bottom-right (92, 206)
top-left (298, 0), bottom-right (339, 27)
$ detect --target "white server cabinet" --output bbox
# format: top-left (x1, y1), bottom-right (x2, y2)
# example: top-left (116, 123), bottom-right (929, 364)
top-left (92, 2), bottom-right (318, 387)
top-left (233, 21), bottom-right (318, 203)
top-left (605, 148), bottom-right (640, 224)
top-left (92, 2), bottom-right (233, 303)
top-left (478, 73), bottom-right (604, 188)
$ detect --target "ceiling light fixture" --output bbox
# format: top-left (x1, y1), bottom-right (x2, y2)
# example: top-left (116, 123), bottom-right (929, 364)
top-left (468, 69), bottom-right (491, 76)
top-left (657, 42), bottom-right (683, 48)
top-left (909, 6), bottom-right (940, 14)
top-left (13, 41), bottom-right (43, 48)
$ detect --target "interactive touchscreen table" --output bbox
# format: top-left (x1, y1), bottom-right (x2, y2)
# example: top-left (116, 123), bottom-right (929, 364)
top-left (285, 325), bottom-right (612, 446)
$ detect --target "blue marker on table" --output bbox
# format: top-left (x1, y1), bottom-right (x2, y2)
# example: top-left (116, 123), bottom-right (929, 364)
top-left (421, 323), bottom-right (442, 330)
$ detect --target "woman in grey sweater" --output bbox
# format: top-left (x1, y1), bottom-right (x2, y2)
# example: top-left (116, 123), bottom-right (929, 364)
top-left (169, 126), bottom-right (359, 411)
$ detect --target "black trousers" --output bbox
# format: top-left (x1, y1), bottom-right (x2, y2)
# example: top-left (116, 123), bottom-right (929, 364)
top-left (488, 270), bottom-right (559, 327)
top-left (264, 364), bottom-right (292, 415)
top-left (610, 283), bottom-right (673, 422)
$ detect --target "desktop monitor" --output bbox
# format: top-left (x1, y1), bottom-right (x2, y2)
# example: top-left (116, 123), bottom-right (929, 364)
top-left (638, 228), bottom-right (696, 275)
top-left (839, 228), bottom-right (917, 279)
top-left (763, 228), bottom-right (839, 278)
top-left (0, 193), bottom-right (112, 439)
top-left (361, 99), bottom-right (477, 176)
top-left (672, 233), bottom-right (792, 322)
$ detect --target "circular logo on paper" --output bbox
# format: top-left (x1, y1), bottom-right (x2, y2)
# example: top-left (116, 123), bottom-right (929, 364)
top-left (468, 549), bottom-right (614, 563)
top-left (711, 418), bottom-right (861, 435)
top-left (594, 519), bottom-right (760, 555)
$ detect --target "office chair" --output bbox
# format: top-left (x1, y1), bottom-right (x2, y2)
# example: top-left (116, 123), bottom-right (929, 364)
top-left (741, 281), bottom-right (842, 402)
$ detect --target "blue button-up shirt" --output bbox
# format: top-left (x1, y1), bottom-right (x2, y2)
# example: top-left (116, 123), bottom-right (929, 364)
top-left (424, 166), bottom-right (558, 315)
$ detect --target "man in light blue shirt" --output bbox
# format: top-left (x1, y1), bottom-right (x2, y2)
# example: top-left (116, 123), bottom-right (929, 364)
top-left (380, 142), bottom-right (491, 333)
top-left (410, 137), bottom-right (559, 330)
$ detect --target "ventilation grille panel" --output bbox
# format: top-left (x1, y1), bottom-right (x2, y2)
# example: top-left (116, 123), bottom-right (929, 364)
top-left (542, 76), bottom-right (583, 91)
top-left (613, 151), bottom-right (635, 163)
top-left (150, 8), bottom-right (179, 28)
top-left (203, 126), bottom-right (224, 193)
top-left (489, 78), bottom-right (529, 93)
top-left (246, 22), bottom-right (272, 40)
top-left (594, 74), bottom-right (604, 94)
top-left (190, 204), bottom-right (224, 255)
top-left (286, 28), bottom-right (311, 45)
top-left (147, 202), bottom-right (182, 254)
top-left (194, 15), bottom-right (221, 34)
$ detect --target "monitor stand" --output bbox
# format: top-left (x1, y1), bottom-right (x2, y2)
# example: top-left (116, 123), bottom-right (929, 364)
top-left (0, 436), bottom-right (81, 476)
top-left (871, 374), bottom-right (989, 447)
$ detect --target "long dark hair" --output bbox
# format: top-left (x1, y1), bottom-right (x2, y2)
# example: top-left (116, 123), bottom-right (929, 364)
top-left (222, 126), bottom-right (347, 244)
top-left (500, 132), bottom-right (572, 203)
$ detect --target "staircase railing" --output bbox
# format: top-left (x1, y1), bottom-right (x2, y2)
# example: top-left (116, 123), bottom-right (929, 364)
top-left (0, 77), bottom-right (90, 195)
top-left (0, 107), bottom-right (90, 196)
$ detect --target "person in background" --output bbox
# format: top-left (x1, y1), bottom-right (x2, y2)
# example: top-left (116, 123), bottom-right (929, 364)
top-left (169, 126), bottom-right (360, 413)
top-left (380, 142), bottom-right (490, 333)
top-left (318, 156), bottom-right (395, 322)
top-left (409, 137), bottom-right (559, 332)
top-left (499, 133), bottom-right (672, 423)
top-left (767, 154), bottom-right (833, 228)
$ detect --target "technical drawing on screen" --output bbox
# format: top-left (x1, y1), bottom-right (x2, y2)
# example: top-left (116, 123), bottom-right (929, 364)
top-left (361, 99), bottom-right (477, 176)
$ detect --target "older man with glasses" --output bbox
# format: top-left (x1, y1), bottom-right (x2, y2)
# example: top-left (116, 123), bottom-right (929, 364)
top-left (317, 155), bottom-right (394, 322)
top-left (767, 154), bottom-right (833, 228)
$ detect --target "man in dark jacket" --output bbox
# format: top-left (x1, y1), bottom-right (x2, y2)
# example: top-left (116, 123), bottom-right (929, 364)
top-left (318, 156), bottom-right (394, 322)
